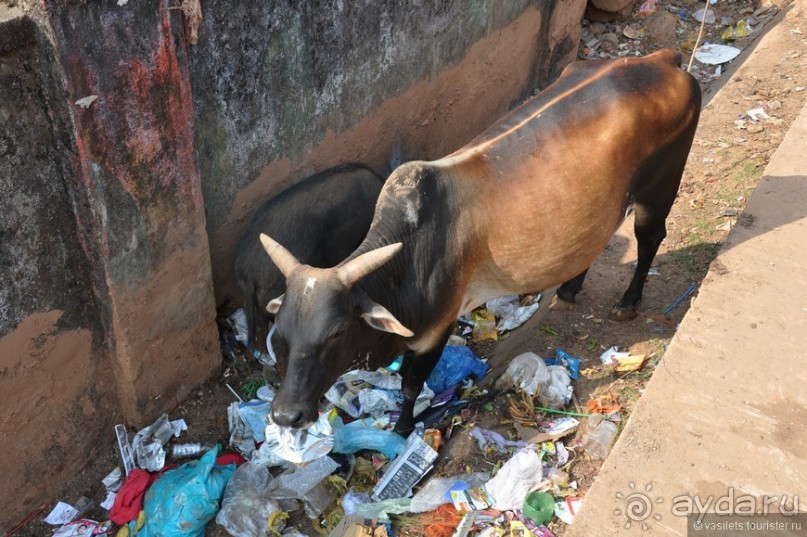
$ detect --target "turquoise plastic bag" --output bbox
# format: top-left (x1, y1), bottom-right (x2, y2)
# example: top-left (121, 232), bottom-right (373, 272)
top-left (332, 416), bottom-right (406, 459)
top-left (139, 449), bottom-right (235, 537)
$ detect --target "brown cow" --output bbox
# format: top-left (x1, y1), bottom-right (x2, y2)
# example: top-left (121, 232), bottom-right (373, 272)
top-left (261, 49), bottom-right (701, 432)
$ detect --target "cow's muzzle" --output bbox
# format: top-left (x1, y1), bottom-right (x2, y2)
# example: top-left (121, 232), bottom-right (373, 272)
top-left (270, 401), bottom-right (317, 430)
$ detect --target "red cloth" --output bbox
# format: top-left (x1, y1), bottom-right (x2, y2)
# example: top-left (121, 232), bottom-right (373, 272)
top-left (109, 469), bottom-right (156, 524)
top-left (215, 452), bottom-right (245, 467)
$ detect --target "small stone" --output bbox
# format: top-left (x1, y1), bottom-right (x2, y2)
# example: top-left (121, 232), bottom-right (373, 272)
top-left (747, 125), bottom-right (765, 133)
top-left (589, 21), bottom-right (607, 35)
top-left (645, 11), bottom-right (678, 46)
top-left (767, 99), bottom-right (782, 110)
top-left (600, 32), bottom-right (620, 47)
top-left (591, 0), bottom-right (634, 12)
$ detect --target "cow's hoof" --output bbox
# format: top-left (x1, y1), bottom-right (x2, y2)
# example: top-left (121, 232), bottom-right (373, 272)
top-left (549, 294), bottom-right (574, 311)
top-left (609, 304), bottom-right (638, 322)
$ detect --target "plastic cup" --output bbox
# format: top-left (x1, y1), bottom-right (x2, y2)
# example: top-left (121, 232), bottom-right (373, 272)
top-left (522, 491), bottom-right (556, 526)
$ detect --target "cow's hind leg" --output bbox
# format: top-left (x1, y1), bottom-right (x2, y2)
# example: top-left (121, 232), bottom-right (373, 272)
top-left (550, 269), bottom-right (589, 310)
top-left (611, 141), bottom-right (690, 320)
top-left (610, 205), bottom-right (668, 321)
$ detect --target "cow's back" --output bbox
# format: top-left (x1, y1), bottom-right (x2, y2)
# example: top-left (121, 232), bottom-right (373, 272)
top-left (432, 49), bottom-right (700, 309)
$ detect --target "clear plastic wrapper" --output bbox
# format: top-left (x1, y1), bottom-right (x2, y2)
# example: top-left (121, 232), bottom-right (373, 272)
top-left (228, 402), bottom-right (256, 458)
top-left (265, 456), bottom-right (340, 519)
top-left (342, 490), bottom-right (372, 515)
top-left (496, 352), bottom-right (551, 396)
top-left (215, 462), bottom-right (281, 537)
top-left (577, 414), bottom-right (618, 460)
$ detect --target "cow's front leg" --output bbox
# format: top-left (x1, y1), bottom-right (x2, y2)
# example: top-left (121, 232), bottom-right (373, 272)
top-left (394, 342), bottom-right (447, 435)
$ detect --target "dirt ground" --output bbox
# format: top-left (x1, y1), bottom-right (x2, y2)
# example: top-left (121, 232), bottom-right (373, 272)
top-left (11, 0), bottom-right (807, 535)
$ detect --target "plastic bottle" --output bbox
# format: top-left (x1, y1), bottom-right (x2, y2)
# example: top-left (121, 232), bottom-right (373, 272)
top-left (171, 442), bottom-right (216, 459)
top-left (581, 414), bottom-right (618, 460)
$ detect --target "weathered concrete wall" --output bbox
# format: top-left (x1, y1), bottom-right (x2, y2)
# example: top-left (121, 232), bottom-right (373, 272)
top-left (0, 8), bottom-right (118, 524)
top-left (44, 0), bottom-right (220, 422)
top-left (189, 0), bottom-right (586, 304)
top-left (0, 1), bottom-right (220, 528)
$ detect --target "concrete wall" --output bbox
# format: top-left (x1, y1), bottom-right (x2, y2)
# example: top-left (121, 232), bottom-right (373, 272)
top-left (0, 0), bottom-right (584, 529)
top-left (0, 1), bottom-right (221, 526)
top-left (0, 10), bottom-right (119, 522)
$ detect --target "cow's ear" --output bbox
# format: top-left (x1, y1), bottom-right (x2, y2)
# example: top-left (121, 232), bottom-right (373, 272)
top-left (266, 294), bottom-right (284, 315)
top-left (360, 302), bottom-right (414, 337)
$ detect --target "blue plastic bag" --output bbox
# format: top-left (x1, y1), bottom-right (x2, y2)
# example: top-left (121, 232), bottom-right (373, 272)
top-left (139, 449), bottom-right (235, 537)
top-left (237, 400), bottom-right (271, 441)
top-left (545, 348), bottom-right (581, 380)
top-left (426, 345), bottom-right (488, 393)
top-left (332, 416), bottom-right (407, 459)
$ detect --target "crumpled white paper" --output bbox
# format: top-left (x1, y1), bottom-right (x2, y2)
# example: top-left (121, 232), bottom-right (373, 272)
top-left (485, 294), bottom-right (541, 333)
top-left (263, 412), bottom-right (334, 464)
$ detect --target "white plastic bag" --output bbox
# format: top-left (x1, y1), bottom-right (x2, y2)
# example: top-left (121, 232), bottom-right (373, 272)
top-left (484, 448), bottom-right (544, 511)
top-left (543, 365), bottom-right (572, 409)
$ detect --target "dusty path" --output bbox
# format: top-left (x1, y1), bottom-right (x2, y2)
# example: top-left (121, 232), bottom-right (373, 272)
top-left (567, 66), bottom-right (807, 537)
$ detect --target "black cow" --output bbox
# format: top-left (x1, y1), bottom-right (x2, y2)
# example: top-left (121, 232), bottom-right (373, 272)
top-left (234, 163), bottom-right (384, 354)
top-left (261, 50), bottom-right (701, 433)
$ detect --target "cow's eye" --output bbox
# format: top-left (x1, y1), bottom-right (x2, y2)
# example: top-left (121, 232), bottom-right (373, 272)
top-left (328, 328), bottom-right (346, 342)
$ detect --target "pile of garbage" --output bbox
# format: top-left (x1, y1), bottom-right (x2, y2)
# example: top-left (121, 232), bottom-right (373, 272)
top-left (40, 293), bottom-right (638, 537)
top-left (578, 0), bottom-right (780, 85)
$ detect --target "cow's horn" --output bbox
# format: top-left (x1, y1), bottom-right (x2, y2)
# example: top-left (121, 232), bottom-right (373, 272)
top-left (259, 234), bottom-right (301, 277)
top-left (337, 243), bottom-right (403, 287)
